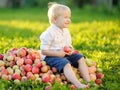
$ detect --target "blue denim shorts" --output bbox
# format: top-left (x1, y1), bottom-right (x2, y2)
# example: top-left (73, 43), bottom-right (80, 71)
top-left (44, 53), bottom-right (83, 72)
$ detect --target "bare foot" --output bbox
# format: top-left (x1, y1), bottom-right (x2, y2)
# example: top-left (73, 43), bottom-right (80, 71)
top-left (77, 84), bottom-right (90, 89)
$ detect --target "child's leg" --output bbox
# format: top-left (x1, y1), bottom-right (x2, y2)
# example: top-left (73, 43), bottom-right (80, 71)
top-left (63, 63), bottom-right (89, 89)
top-left (78, 57), bottom-right (91, 82)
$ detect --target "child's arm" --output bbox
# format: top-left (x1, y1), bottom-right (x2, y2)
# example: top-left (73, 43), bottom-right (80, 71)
top-left (41, 50), bottom-right (66, 57)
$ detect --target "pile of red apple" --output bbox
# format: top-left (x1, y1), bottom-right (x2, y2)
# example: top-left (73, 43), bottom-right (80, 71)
top-left (0, 46), bottom-right (104, 89)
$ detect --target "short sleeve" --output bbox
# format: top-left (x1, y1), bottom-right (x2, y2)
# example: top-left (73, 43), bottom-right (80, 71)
top-left (40, 31), bottom-right (53, 50)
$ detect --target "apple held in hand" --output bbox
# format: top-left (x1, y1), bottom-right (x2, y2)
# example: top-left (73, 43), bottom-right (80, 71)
top-left (63, 46), bottom-right (72, 53)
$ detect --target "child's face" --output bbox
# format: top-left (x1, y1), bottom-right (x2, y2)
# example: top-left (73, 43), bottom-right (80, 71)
top-left (54, 10), bottom-right (71, 30)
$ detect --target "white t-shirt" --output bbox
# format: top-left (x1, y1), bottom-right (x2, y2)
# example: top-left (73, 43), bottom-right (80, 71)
top-left (40, 24), bottom-right (73, 60)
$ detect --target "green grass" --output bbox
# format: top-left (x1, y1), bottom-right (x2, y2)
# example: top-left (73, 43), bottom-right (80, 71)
top-left (0, 7), bottom-right (120, 90)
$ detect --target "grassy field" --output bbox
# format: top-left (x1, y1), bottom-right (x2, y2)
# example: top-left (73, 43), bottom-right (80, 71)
top-left (0, 7), bottom-right (120, 90)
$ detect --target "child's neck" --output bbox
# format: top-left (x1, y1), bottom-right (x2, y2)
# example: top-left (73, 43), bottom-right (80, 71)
top-left (53, 24), bottom-right (64, 31)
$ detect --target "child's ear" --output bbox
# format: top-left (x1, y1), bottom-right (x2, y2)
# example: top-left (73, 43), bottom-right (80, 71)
top-left (52, 16), bottom-right (57, 23)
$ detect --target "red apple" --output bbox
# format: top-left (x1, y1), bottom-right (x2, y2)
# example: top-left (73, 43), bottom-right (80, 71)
top-left (25, 58), bottom-right (33, 65)
top-left (41, 65), bottom-right (49, 73)
top-left (24, 64), bottom-right (32, 72)
top-left (96, 73), bottom-right (104, 79)
top-left (35, 61), bottom-right (42, 68)
top-left (16, 58), bottom-right (24, 66)
top-left (51, 67), bottom-right (57, 73)
top-left (95, 79), bottom-right (102, 85)
top-left (49, 74), bottom-right (56, 84)
top-left (42, 73), bottom-right (50, 83)
top-left (27, 72), bottom-right (35, 80)
top-left (1, 69), bottom-right (8, 75)
top-left (72, 50), bottom-right (80, 54)
top-left (0, 54), bottom-right (4, 60)
top-left (17, 48), bottom-right (27, 57)
top-left (21, 69), bottom-right (26, 76)
top-left (9, 60), bottom-right (15, 67)
top-left (70, 84), bottom-right (76, 90)
top-left (63, 46), bottom-right (72, 53)
top-left (12, 73), bottom-right (21, 80)
top-left (32, 67), bottom-right (39, 74)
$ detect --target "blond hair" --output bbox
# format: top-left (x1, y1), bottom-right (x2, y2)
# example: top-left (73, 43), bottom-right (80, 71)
top-left (48, 2), bottom-right (71, 24)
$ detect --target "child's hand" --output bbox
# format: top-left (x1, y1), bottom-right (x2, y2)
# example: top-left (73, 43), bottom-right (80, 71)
top-left (63, 46), bottom-right (73, 56)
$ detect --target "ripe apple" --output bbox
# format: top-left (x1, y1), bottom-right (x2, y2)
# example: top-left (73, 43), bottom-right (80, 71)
top-left (6, 54), bottom-right (14, 61)
top-left (55, 77), bottom-right (62, 83)
top-left (9, 60), bottom-right (15, 67)
top-left (49, 74), bottom-right (56, 84)
top-left (89, 74), bottom-right (96, 81)
top-left (35, 61), bottom-right (42, 68)
top-left (41, 65), bottom-right (49, 73)
top-left (63, 46), bottom-right (72, 53)
top-left (95, 79), bottom-right (102, 85)
top-left (16, 58), bottom-right (24, 66)
top-left (34, 59), bottom-right (40, 64)
top-left (42, 61), bottom-right (46, 66)
top-left (21, 69), bottom-right (26, 76)
top-left (45, 85), bottom-right (52, 90)
top-left (96, 73), bottom-right (104, 79)
top-left (51, 67), bottom-right (57, 73)
top-left (1, 69), bottom-right (8, 75)
top-left (27, 72), bottom-right (35, 80)
top-left (35, 77), bottom-right (42, 83)
top-left (72, 50), bottom-right (80, 54)
top-left (7, 67), bottom-right (13, 75)
top-left (15, 68), bottom-right (21, 74)
top-left (0, 54), bottom-right (4, 60)
top-left (34, 74), bottom-right (39, 78)
top-left (0, 66), bottom-right (5, 71)
top-left (21, 76), bottom-right (27, 82)
top-left (32, 67), bottom-right (39, 74)
top-left (24, 64), bottom-right (32, 72)
top-left (70, 84), bottom-right (76, 90)
top-left (14, 79), bottom-right (21, 84)
top-left (25, 58), bottom-right (33, 65)
top-left (12, 73), bottom-right (21, 80)
top-left (1, 74), bottom-right (9, 80)
top-left (8, 74), bottom-right (12, 80)
top-left (0, 60), bottom-right (5, 66)
top-left (42, 73), bottom-right (51, 83)
top-left (17, 48), bottom-right (27, 57)
top-left (13, 65), bottom-right (19, 70)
